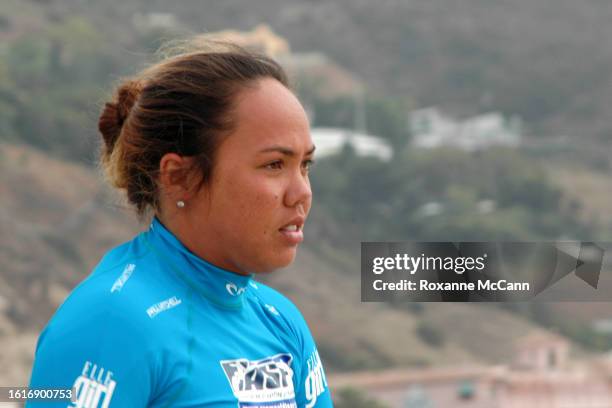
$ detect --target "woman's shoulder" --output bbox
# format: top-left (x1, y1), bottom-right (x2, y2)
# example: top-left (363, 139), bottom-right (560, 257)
top-left (43, 234), bottom-right (189, 345)
top-left (92, 232), bottom-right (151, 278)
top-left (30, 235), bottom-right (191, 408)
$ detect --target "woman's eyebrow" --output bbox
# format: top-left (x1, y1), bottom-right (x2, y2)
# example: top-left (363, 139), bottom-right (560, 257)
top-left (258, 145), bottom-right (316, 157)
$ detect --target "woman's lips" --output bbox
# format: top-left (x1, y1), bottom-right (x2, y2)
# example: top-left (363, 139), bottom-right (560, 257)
top-left (279, 224), bottom-right (304, 244)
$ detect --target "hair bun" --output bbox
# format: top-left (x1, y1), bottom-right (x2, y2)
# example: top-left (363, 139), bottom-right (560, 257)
top-left (98, 80), bottom-right (142, 154)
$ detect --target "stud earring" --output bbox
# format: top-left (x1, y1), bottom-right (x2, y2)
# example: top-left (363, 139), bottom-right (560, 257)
top-left (176, 200), bottom-right (185, 208)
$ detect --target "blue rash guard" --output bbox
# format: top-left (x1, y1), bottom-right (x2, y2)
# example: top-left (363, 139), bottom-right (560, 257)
top-left (27, 217), bottom-right (333, 408)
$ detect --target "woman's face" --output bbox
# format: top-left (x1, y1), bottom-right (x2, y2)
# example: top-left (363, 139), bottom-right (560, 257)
top-left (186, 78), bottom-right (314, 274)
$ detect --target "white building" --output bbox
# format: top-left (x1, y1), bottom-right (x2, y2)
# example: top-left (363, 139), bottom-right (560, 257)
top-left (410, 107), bottom-right (522, 151)
top-left (310, 127), bottom-right (393, 161)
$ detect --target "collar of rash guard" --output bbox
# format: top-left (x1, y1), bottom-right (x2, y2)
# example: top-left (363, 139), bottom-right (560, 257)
top-left (145, 216), bottom-right (253, 309)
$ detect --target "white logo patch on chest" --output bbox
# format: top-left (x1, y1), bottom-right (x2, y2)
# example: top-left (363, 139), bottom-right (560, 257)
top-left (220, 353), bottom-right (297, 408)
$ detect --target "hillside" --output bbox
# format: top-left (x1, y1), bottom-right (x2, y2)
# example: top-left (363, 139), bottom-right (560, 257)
top-left (0, 142), bottom-right (571, 386)
top-left (5, 0), bottom-right (612, 149)
top-left (2, 0), bottom-right (612, 172)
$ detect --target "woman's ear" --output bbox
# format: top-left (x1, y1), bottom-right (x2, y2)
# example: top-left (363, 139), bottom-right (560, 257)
top-left (159, 153), bottom-right (200, 200)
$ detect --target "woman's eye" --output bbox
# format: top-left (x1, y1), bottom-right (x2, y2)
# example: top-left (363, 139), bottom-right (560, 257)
top-left (302, 159), bottom-right (314, 171)
top-left (265, 160), bottom-right (283, 170)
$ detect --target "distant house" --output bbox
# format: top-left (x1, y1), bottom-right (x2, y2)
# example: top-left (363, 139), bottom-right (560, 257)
top-left (279, 52), bottom-right (365, 99)
top-left (132, 12), bottom-right (181, 31)
top-left (206, 24), bottom-right (291, 58)
top-left (205, 26), bottom-right (364, 100)
top-left (410, 107), bottom-right (522, 151)
top-left (310, 127), bottom-right (393, 161)
top-left (328, 332), bottom-right (612, 408)
top-left (514, 332), bottom-right (570, 371)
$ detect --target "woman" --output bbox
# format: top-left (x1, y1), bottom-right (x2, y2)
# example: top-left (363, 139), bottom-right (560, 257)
top-left (27, 40), bottom-right (333, 408)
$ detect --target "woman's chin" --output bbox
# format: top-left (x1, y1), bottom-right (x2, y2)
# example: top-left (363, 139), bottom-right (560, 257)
top-left (253, 249), bottom-right (297, 274)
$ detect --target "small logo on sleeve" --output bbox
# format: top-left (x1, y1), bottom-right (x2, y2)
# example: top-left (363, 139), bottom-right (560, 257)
top-left (69, 361), bottom-right (116, 408)
top-left (146, 296), bottom-right (182, 318)
top-left (110, 263), bottom-right (135, 293)
top-left (220, 353), bottom-right (297, 408)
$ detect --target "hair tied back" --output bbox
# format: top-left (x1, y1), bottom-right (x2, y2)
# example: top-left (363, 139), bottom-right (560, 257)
top-left (98, 80), bottom-right (142, 154)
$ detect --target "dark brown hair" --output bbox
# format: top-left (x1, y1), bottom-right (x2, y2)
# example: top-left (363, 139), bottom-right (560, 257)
top-left (98, 40), bottom-right (289, 218)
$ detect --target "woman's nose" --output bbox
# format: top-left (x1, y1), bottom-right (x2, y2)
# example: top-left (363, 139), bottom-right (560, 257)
top-left (284, 170), bottom-right (312, 209)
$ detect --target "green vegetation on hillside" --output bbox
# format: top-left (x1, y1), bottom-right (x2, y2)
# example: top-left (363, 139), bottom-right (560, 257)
top-left (310, 146), bottom-right (594, 246)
